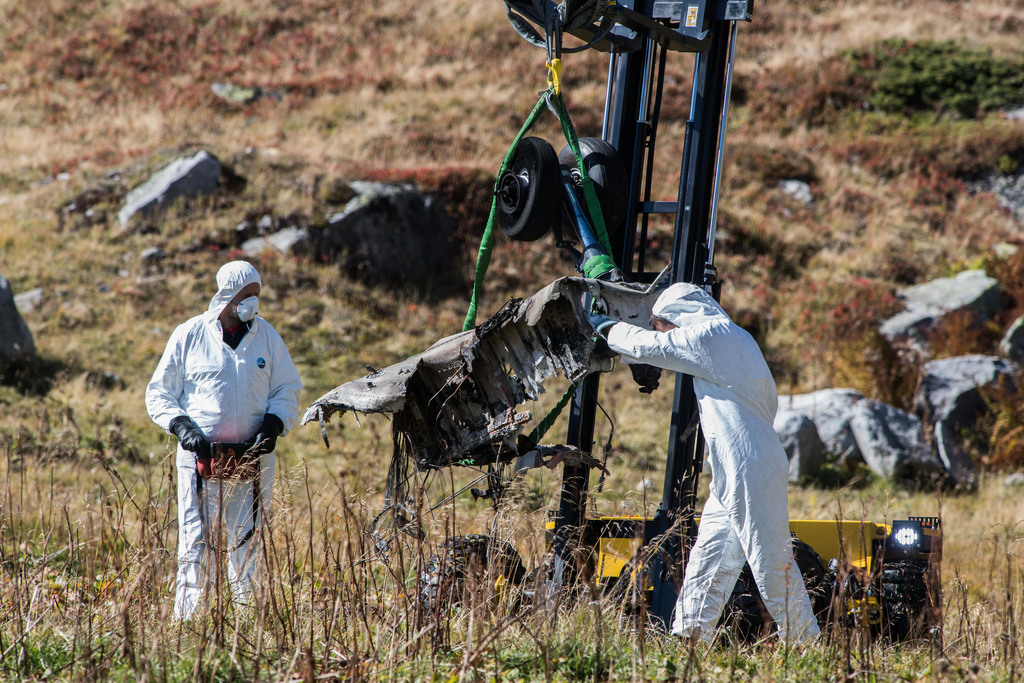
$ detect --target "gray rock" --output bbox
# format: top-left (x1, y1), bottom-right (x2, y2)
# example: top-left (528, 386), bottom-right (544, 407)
top-left (211, 82), bottom-right (262, 104)
top-left (1005, 472), bottom-right (1024, 487)
top-left (140, 247), bottom-right (166, 264)
top-left (314, 182), bottom-right (460, 290)
top-left (993, 242), bottom-right (1019, 259)
top-left (14, 287), bottom-right (43, 314)
top-left (241, 227), bottom-right (311, 257)
top-left (774, 412), bottom-right (825, 482)
top-left (983, 173), bottom-right (1024, 222)
top-left (913, 355), bottom-right (1014, 425)
top-left (778, 179), bottom-right (814, 207)
top-left (848, 399), bottom-right (946, 484)
top-left (913, 355), bottom-right (1014, 491)
top-left (777, 388), bottom-right (864, 462)
top-left (257, 214), bottom-right (275, 231)
top-left (933, 420), bottom-right (978, 492)
top-left (0, 273), bottom-right (36, 363)
top-left (118, 151), bottom-right (223, 226)
top-left (1000, 317), bottom-right (1024, 363)
top-left (968, 170), bottom-right (1024, 222)
top-left (879, 270), bottom-right (1002, 343)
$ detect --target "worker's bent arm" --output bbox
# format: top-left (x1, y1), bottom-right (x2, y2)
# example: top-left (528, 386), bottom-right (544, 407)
top-left (604, 322), bottom-right (718, 382)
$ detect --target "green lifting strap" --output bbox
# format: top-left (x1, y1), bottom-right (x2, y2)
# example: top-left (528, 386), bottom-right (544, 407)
top-left (462, 88), bottom-right (620, 331)
top-left (582, 253), bottom-right (619, 279)
top-left (548, 92), bottom-right (615, 260)
top-left (463, 92), bottom-right (550, 332)
top-left (528, 381), bottom-right (579, 445)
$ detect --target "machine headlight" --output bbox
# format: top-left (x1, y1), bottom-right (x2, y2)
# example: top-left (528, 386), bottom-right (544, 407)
top-left (893, 526), bottom-right (920, 547)
top-left (889, 520), bottom-right (925, 554)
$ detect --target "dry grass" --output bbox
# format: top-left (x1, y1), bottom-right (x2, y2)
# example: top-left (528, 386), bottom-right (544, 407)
top-left (3, 0), bottom-right (1024, 678)
top-left (3, 431), bottom-right (1024, 680)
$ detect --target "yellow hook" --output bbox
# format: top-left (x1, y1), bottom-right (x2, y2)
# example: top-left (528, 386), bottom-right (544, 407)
top-left (546, 57), bottom-right (563, 96)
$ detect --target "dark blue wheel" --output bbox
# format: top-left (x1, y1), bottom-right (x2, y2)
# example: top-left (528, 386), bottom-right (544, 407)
top-left (497, 137), bottom-right (561, 242)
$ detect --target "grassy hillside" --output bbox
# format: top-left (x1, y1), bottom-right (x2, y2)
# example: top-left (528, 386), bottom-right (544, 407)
top-left (2, 0), bottom-right (1024, 679)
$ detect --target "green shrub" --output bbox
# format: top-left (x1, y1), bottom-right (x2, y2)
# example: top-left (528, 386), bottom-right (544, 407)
top-left (996, 153), bottom-right (1020, 175)
top-left (848, 39), bottom-right (1024, 118)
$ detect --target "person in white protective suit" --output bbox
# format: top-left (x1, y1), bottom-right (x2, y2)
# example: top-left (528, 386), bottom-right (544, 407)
top-left (146, 261), bottom-right (302, 621)
top-left (585, 282), bottom-right (819, 644)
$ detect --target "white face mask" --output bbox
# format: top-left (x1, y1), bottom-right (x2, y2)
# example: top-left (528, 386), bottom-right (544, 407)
top-left (235, 296), bottom-right (259, 322)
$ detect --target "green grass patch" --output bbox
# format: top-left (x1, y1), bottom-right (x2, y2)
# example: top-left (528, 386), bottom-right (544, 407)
top-left (848, 39), bottom-right (1024, 118)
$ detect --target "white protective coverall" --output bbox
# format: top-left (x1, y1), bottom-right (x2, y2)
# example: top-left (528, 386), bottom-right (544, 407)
top-left (604, 282), bottom-right (819, 643)
top-left (146, 262), bottom-right (302, 620)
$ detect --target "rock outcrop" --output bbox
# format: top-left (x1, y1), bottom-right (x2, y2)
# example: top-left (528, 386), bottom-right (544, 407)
top-left (118, 150), bottom-right (224, 226)
top-left (879, 269), bottom-right (1002, 345)
top-left (0, 273), bottom-right (36, 366)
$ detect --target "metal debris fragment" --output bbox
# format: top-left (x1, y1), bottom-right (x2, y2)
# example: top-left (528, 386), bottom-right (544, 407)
top-left (302, 276), bottom-right (658, 470)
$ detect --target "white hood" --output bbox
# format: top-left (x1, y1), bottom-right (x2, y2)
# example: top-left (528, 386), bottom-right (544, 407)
top-left (208, 261), bottom-right (262, 314)
top-left (651, 282), bottom-right (727, 328)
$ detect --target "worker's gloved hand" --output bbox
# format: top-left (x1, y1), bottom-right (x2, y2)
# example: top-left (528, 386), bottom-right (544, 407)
top-left (588, 311), bottom-right (616, 336)
top-left (582, 292), bottom-right (616, 336)
top-left (246, 414), bottom-right (284, 456)
top-left (169, 416), bottom-right (212, 460)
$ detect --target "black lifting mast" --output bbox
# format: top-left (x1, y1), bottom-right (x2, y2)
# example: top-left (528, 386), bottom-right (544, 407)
top-left (502, 0), bottom-right (752, 628)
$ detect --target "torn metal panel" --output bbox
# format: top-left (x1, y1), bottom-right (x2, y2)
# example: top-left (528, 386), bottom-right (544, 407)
top-left (302, 276), bottom-right (660, 470)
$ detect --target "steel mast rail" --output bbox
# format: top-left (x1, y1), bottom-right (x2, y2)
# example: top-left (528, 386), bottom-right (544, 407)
top-left (502, 0), bottom-right (752, 628)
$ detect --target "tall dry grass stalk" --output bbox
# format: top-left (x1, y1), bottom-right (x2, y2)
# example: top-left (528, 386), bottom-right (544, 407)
top-left (3, 418), bottom-right (1024, 681)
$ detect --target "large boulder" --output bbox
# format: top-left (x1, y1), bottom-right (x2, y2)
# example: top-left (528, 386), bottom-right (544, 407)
top-left (780, 365), bottom-right (1019, 488)
top-left (241, 227), bottom-right (311, 257)
top-left (913, 355), bottom-right (1015, 425)
top-left (118, 150), bottom-right (223, 226)
top-left (912, 355), bottom-right (1014, 491)
top-left (847, 399), bottom-right (947, 485)
top-left (774, 412), bottom-right (825, 482)
top-left (777, 388), bottom-right (864, 463)
top-left (0, 273), bottom-right (36, 364)
top-left (999, 316), bottom-right (1024, 363)
top-left (879, 269), bottom-right (1002, 344)
top-left (969, 169), bottom-right (1024, 222)
top-left (312, 182), bottom-right (460, 291)
top-left (933, 421), bottom-right (979, 492)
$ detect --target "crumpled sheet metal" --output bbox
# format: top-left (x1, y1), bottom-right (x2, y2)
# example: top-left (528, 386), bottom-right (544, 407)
top-left (302, 276), bottom-right (658, 469)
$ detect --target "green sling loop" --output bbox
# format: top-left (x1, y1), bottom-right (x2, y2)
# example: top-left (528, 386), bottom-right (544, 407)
top-left (462, 93), bottom-right (549, 332)
top-left (462, 88), bottom-right (619, 332)
top-left (527, 380), bottom-right (579, 445)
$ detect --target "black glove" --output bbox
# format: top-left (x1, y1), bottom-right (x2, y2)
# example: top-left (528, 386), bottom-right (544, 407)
top-left (169, 416), bottom-right (212, 460)
top-left (629, 362), bottom-right (662, 394)
top-left (246, 414), bottom-right (284, 455)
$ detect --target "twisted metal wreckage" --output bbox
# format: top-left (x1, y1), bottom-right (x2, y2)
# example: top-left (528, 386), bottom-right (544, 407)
top-left (301, 276), bottom-right (658, 496)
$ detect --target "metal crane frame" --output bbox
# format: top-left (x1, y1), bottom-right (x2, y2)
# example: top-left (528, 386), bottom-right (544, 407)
top-left (504, 0), bottom-right (753, 628)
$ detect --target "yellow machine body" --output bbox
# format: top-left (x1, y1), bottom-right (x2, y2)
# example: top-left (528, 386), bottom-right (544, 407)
top-left (549, 514), bottom-right (941, 586)
top-left (786, 519), bottom-right (889, 569)
top-left (581, 517), bottom-right (918, 585)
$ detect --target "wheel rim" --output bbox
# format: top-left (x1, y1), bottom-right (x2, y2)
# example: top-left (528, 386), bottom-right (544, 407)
top-left (496, 170), bottom-right (527, 216)
top-left (497, 137), bottom-right (560, 242)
